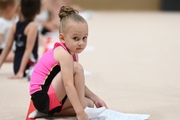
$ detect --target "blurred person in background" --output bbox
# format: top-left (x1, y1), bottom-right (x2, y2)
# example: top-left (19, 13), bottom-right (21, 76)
top-left (35, 0), bottom-right (59, 46)
top-left (35, 0), bottom-right (59, 36)
top-left (0, 0), bottom-right (41, 79)
top-left (0, 0), bottom-right (19, 62)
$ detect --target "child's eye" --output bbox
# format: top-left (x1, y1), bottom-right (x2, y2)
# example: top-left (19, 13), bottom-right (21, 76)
top-left (83, 37), bottom-right (87, 41)
top-left (73, 37), bottom-right (79, 41)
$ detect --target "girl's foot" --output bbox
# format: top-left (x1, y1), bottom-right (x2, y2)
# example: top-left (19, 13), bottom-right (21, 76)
top-left (28, 110), bottom-right (48, 118)
top-left (84, 107), bottom-right (106, 118)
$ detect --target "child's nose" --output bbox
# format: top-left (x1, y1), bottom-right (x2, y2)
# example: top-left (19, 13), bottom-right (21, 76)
top-left (78, 40), bottom-right (84, 45)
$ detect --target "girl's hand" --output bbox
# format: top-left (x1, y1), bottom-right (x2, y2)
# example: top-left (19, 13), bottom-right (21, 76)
top-left (77, 111), bottom-right (89, 120)
top-left (94, 96), bottom-right (108, 109)
top-left (9, 72), bottom-right (24, 79)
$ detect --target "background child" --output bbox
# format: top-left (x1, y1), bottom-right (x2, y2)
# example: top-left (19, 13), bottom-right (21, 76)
top-left (0, 0), bottom-right (41, 79)
top-left (28, 6), bottom-right (107, 120)
top-left (35, 0), bottom-right (59, 35)
top-left (0, 0), bottom-right (19, 62)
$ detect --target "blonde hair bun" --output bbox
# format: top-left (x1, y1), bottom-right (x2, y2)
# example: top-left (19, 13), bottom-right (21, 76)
top-left (58, 6), bottom-right (78, 20)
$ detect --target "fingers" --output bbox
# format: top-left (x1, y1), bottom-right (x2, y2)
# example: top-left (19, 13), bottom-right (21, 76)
top-left (95, 102), bottom-right (103, 108)
top-left (103, 103), bottom-right (108, 109)
top-left (8, 75), bottom-right (22, 79)
top-left (95, 101), bottom-right (108, 109)
top-left (95, 103), bottom-right (101, 108)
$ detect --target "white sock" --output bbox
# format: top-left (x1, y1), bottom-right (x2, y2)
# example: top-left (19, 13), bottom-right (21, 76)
top-left (28, 110), bottom-right (48, 118)
top-left (84, 107), bottom-right (106, 118)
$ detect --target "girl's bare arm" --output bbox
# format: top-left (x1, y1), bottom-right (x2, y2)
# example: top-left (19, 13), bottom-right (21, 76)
top-left (0, 24), bottom-right (15, 68)
top-left (54, 47), bottom-right (86, 116)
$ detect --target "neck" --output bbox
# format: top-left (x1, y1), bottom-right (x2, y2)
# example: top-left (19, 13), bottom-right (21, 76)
top-left (19, 14), bottom-right (32, 22)
top-left (19, 14), bottom-right (25, 21)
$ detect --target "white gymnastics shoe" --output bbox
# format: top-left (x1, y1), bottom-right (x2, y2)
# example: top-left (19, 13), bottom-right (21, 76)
top-left (84, 107), bottom-right (106, 118)
top-left (28, 110), bottom-right (47, 118)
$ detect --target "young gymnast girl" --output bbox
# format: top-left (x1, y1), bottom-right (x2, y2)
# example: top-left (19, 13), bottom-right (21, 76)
top-left (29, 6), bottom-right (107, 120)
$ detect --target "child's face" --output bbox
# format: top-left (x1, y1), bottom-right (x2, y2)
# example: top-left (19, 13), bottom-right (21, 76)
top-left (61, 21), bottom-right (88, 54)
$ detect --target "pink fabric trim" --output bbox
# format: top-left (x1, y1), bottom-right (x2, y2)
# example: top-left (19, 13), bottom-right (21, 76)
top-left (47, 85), bottom-right (62, 111)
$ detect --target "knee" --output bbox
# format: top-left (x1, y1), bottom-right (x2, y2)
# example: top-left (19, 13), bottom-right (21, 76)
top-left (74, 62), bottom-right (84, 73)
top-left (86, 98), bottom-right (94, 108)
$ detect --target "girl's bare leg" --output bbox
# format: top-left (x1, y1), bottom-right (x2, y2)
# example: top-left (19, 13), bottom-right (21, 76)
top-left (51, 62), bottom-right (87, 107)
top-left (53, 62), bottom-right (104, 118)
top-left (73, 62), bottom-right (86, 107)
top-left (54, 97), bottom-right (94, 116)
top-left (29, 62), bottom-right (99, 118)
top-left (52, 62), bottom-right (92, 115)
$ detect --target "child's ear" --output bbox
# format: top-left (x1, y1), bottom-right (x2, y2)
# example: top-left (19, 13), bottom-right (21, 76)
top-left (59, 33), bottom-right (65, 43)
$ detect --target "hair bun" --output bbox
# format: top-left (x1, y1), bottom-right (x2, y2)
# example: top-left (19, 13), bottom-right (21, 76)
top-left (58, 6), bottom-right (78, 20)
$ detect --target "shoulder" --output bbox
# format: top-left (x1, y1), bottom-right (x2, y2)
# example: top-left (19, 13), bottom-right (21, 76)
top-left (54, 46), bottom-right (73, 63)
top-left (24, 21), bottom-right (38, 34)
top-left (0, 18), bottom-right (5, 33)
top-left (24, 21), bottom-right (38, 31)
top-left (0, 18), bottom-right (7, 27)
top-left (27, 21), bottom-right (38, 29)
top-left (0, 17), bottom-right (4, 23)
top-left (54, 46), bottom-right (70, 58)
